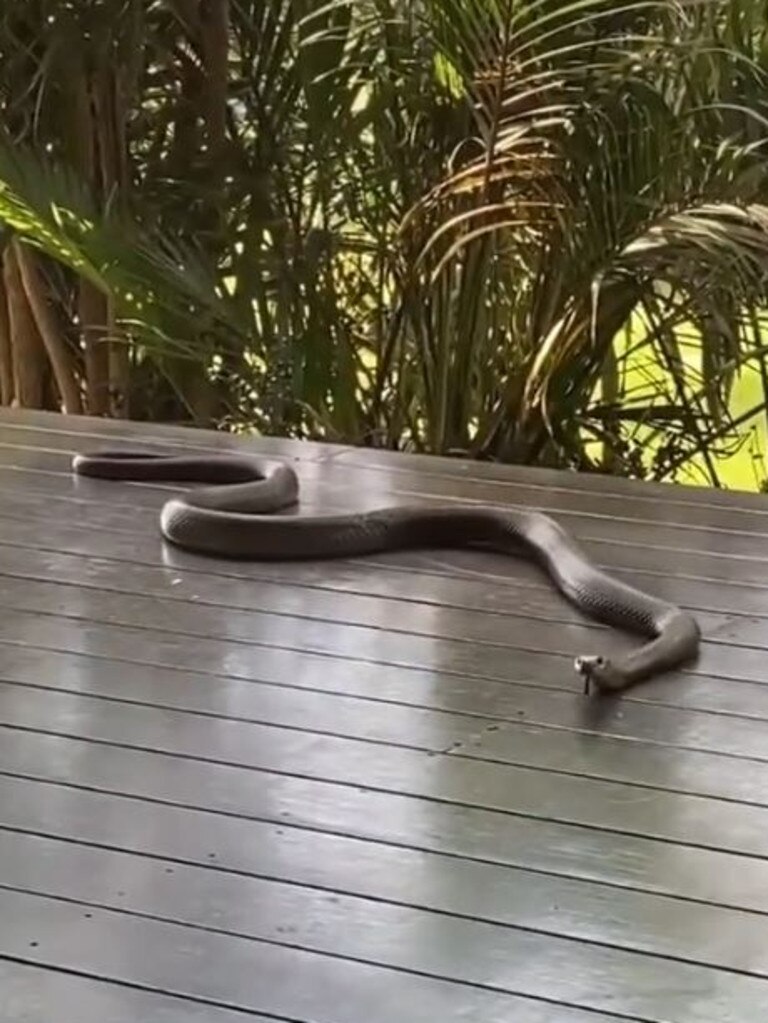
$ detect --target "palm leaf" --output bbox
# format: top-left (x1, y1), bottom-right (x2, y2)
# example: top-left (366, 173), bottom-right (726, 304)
top-left (0, 136), bottom-right (248, 358)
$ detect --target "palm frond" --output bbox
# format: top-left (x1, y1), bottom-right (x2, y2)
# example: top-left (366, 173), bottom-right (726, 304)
top-left (0, 136), bottom-right (247, 358)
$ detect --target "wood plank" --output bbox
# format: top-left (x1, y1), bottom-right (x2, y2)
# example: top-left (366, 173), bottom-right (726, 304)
top-left (4, 405), bottom-right (768, 513)
top-left (0, 443), bottom-right (336, 508)
top-left (2, 595), bottom-right (764, 730)
top-left (8, 436), bottom-right (768, 607)
top-left (3, 630), bottom-right (768, 811)
top-left (1, 828), bottom-right (767, 1021)
top-left (0, 568), bottom-right (760, 694)
top-left (3, 685), bottom-right (768, 857)
top-left (0, 553), bottom-right (654, 656)
top-left (2, 729), bottom-right (768, 917)
top-left (10, 493), bottom-right (768, 630)
top-left (0, 407), bottom-right (337, 460)
top-left (1, 503), bottom-right (766, 702)
top-left (0, 500), bottom-right (750, 641)
top-left (395, 542), bottom-right (768, 590)
top-left (7, 429), bottom-right (768, 546)
top-left (5, 529), bottom-right (768, 669)
top-left (7, 437), bottom-right (768, 630)
top-left (0, 574), bottom-right (643, 675)
top-left (0, 456), bottom-right (764, 630)
top-left (0, 888), bottom-right (632, 1023)
top-left (5, 415), bottom-right (768, 556)
top-left (6, 408), bottom-right (768, 1022)
top-left (0, 536), bottom-right (632, 632)
top-left (3, 774), bottom-right (768, 972)
top-left (0, 959), bottom-right (274, 1023)
top-left (5, 523), bottom-right (768, 718)
top-left (334, 443), bottom-right (768, 510)
top-left (4, 639), bottom-right (768, 764)
top-left (6, 485), bottom-right (768, 639)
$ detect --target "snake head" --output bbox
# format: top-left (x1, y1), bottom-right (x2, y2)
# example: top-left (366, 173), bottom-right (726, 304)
top-left (574, 655), bottom-right (627, 695)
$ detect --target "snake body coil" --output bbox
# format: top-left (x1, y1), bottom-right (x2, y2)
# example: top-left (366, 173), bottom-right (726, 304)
top-left (72, 449), bottom-right (701, 694)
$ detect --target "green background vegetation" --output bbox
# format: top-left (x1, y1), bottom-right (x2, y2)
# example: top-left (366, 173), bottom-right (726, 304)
top-left (2, 1), bottom-right (768, 490)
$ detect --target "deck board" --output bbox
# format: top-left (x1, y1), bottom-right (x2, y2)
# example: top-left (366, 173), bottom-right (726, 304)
top-left (1, 773), bottom-right (766, 963)
top-left (2, 410), bottom-right (768, 1021)
top-left (4, 681), bottom-right (768, 857)
top-left (4, 830), bottom-right (768, 1020)
top-left (0, 960), bottom-right (273, 1023)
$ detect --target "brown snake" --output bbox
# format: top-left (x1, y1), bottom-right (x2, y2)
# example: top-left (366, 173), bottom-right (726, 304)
top-left (72, 448), bottom-right (701, 694)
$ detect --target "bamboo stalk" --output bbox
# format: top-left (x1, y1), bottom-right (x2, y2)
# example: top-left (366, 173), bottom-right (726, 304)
top-left (3, 245), bottom-right (46, 409)
top-left (0, 270), bottom-right (13, 405)
top-left (14, 242), bottom-right (84, 415)
top-left (108, 297), bottom-right (131, 417)
top-left (79, 279), bottom-right (111, 415)
top-left (68, 62), bottom-right (112, 416)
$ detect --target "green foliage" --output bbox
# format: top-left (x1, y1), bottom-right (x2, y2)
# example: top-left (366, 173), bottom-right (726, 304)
top-left (2, 0), bottom-right (768, 485)
top-left (0, 139), bottom-right (241, 354)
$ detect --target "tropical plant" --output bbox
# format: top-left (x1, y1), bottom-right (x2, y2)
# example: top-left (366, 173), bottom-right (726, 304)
top-left (1, 0), bottom-right (768, 488)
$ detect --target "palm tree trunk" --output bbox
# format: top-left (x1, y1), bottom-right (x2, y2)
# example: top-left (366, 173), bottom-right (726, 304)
top-left (15, 242), bottom-right (83, 414)
top-left (200, 0), bottom-right (229, 161)
top-left (79, 281), bottom-right (111, 415)
top-left (68, 60), bottom-right (112, 415)
top-left (3, 245), bottom-right (47, 408)
top-left (0, 272), bottom-right (13, 405)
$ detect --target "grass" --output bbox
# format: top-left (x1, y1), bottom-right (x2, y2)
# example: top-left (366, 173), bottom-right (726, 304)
top-left (611, 329), bottom-right (768, 493)
top-left (709, 362), bottom-right (767, 492)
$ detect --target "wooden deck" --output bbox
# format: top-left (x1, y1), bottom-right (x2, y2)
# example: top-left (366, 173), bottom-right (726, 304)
top-left (1, 410), bottom-right (768, 1023)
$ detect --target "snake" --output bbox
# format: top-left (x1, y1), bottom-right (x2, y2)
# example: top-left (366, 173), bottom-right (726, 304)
top-left (72, 448), bottom-right (701, 694)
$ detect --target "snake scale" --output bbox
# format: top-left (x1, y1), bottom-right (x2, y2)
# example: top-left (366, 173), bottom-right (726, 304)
top-left (72, 448), bottom-right (701, 694)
